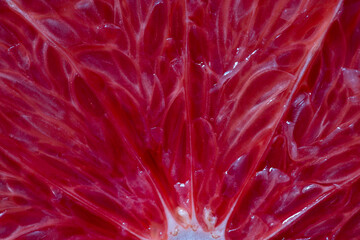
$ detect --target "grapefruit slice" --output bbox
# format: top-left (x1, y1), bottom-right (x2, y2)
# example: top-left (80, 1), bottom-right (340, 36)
top-left (0, 0), bottom-right (360, 239)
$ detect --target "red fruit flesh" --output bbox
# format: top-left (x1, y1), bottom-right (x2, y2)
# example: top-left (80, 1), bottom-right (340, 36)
top-left (0, 0), bottom-right (360, 239)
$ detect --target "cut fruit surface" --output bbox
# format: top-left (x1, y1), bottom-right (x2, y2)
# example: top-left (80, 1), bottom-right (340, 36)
top-left (1, 0), bottom-right (360, 239)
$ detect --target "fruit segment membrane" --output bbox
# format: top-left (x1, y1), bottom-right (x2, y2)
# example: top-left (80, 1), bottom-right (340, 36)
top-left (1, 0), bottom-right (360, 239)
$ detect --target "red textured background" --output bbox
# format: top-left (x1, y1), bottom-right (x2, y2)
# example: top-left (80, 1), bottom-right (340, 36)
top-left (0, 0), bottom-right (360, 239)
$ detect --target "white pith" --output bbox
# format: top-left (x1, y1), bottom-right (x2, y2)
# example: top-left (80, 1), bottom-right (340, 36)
top-left (168, 227), bottom-right (222, 240)
top-left (163, 206), bottom-right (226, 240)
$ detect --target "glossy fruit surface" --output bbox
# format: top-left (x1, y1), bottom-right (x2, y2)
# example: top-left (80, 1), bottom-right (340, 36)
top-left (0, 0), bottom-right (360, 239)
